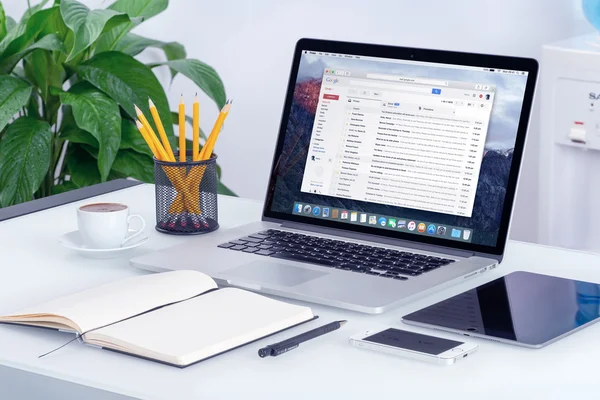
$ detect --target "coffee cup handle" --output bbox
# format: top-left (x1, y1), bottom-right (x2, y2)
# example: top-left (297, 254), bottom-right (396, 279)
top-left (124, 215), bottom-right (146, 245)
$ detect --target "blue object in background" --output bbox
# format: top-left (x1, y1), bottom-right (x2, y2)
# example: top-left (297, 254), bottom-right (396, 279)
top-left (583, 0), bottom-right (600, 32)
top-left (431, 88), bottom-right (441, 94)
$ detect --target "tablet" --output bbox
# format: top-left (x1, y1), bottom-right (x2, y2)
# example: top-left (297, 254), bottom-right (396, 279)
top-left (402, 271), bottom-right (600, 348)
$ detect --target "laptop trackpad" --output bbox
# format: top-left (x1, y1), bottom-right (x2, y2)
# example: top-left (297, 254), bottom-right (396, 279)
top-left (223, 261), bottom-right (327, 287)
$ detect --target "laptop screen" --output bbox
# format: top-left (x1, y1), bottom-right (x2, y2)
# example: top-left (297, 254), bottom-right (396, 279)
top-left (265, 40), bottom-right (537, 255)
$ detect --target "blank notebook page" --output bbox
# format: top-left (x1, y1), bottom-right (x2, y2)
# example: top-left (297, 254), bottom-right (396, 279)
top-left (88, 288), bottom-right (314, 366)
top-left (4, 270), bottom-right (217, 333)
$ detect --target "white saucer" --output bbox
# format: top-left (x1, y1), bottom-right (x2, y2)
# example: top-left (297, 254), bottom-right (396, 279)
top-left (58, 230), bottom-right (149, 259)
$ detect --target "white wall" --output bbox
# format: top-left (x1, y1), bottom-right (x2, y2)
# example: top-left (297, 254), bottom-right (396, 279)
top-left (4, 0), bottom-right (593, 243)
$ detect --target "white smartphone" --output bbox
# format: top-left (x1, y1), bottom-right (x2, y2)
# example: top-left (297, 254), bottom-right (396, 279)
top-left (349, 328), bottom-right (478, 365)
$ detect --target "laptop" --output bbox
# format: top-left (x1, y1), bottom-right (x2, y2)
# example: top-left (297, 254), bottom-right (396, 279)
top-left (131, 38), bottom-right (538, 314)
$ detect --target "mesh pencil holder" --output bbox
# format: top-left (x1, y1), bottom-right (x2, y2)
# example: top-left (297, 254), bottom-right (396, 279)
top-left (154, 152), bottom-right (219, 235)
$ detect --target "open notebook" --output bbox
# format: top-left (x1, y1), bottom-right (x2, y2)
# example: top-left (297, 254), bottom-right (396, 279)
top-left (0, 271), bottom-right (315, 367)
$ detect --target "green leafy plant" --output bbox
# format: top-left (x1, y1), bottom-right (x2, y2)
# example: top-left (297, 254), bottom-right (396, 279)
top-left (0, 0), bottom-right (235, 208)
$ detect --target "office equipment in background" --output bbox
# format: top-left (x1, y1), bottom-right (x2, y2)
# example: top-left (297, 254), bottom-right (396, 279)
top-left (131, 38), bottom-right (538, 314)
top-left (0, 271), bottom-right (315, 368)
top-left (349, 328), bottom-right (477, 365)
top-left (258, 320), bottom-right (345, 357)
top-left (538, 34), bottom-right (600, 253)
top-left (403, 271), bottom-right (600, 348)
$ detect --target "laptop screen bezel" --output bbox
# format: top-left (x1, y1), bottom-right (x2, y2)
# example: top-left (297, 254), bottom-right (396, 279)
top-left (262, 38), bottom-right (538, 257)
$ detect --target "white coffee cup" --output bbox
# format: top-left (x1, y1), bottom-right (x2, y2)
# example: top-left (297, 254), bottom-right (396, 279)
top-left (77, 203), bottom-right (146, 249)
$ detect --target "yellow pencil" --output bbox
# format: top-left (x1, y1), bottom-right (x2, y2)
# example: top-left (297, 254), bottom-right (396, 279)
top-left (192, 94), bottom-right (200, 161)
top-left (179, 95), bottom-right (186, 162)
top-left (197, 102), bottom-right (226, 161)
top-left (134, 120), bottom-right (159, 159)
top-left (135, 120), bottom-right (169, 161)
top-left (200, 100), bottom-right (232, 160)
top-left (145, 101), bottom-right (175, 162)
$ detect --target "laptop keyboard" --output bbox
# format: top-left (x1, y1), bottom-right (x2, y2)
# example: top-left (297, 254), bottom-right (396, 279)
top-left (218, 229), bottom-right (455, 281)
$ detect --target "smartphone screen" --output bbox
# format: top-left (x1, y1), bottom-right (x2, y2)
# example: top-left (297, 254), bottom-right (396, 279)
top-left (363, 328), bottom-right (463, 355)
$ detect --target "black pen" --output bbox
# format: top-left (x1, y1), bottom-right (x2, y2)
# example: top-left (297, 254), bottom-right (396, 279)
top-left (258, 320), bottom-right (347, 358)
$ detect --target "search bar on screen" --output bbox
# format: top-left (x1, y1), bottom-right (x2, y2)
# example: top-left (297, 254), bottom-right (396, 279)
top-left (366, 73), bottom-right (448, 87)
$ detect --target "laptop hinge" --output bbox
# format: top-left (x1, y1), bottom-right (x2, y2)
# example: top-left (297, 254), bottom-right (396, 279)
top-left (279, 221), bottom-right (475, 258)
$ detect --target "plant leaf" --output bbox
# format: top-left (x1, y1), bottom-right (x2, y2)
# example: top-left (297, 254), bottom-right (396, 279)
top-left (75, 51), bottom-right (174, 138)
top-left (111, 149), bottom-right (154, 183)
top-left (26, 91), bottom-right (41, 120)
top-left (0, 117), bottom-right (52, 207)
top-left (60, 0), bottom-right (89, 33)
top-left (0, 33), bottom-right (66, 74)
top-left (163, 59), bottom-right (227, 108)
top-left (5, 16), bottom-right (15, 34)
top-left (112, 32), bottom-right (185, 80)
top-left (52, 180), bottom-right (78, 195)
top-left (0, 2), bottom-right (7, 43)
top-left (218, 181), bottom-right (237, 197)
top-left (23, 49), bottom-right (66, 102)
top-left (0, 75), bottom-right (32, 132)
top-left (67, 144), bottom-right (101, 187)
top-left (119, 118), bottom-right (153, 157)
top-left (61, 124), bottom-right (98, 148)
top-left (23, 49), bottom-right (64, 125)
top-left (95, 0), bottom-right (168, 53)
top-left (0, 6), bottom-right (60, 58)
top-left (60, 0), bottom-right (136, 61)
top-left (24, 0), bottom-right (51, 19)
top-left (60, 82), bottom-right (121, 182)
top-left (112, 32), bottom-right (161, 56)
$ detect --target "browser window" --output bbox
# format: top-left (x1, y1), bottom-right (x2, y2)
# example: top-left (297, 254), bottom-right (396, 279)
top-left (300, 69), bottom-right (495, 218)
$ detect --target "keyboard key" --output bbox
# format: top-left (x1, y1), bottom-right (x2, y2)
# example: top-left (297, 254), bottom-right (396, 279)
top-left (244, 242), bottom-right (260, 248)
top-left (242, 237), bottom-right (264, 243)
top-left (249, 233), bottom-right (269, 239)
top-left (256, 250), bottom-right (275, 256)
top-left (258, 244), bottom-right (273, 250)
top-left (229, 240), bottom-right (248, 245)
top-left (242, 248), bottom-right (259, 253)
top-left (271, 252), bottom-right (338, 267)
top-left (369, 268), bottom-right (387, 273)
top-left (230, 245), bottom-right (247, 251)
top-left (217, 243), bottom-right (235, 248)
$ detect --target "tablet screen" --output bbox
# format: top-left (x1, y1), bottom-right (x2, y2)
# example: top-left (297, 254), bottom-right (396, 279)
top-left (403, 271), bottom-right (600, 346)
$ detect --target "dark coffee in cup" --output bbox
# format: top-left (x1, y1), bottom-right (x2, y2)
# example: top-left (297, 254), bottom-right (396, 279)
top-left (80, 203), bottom-right (128, 213)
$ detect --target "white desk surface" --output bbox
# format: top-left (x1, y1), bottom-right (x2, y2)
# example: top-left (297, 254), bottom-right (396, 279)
top-left (1, 184), bottom-right (599, 399)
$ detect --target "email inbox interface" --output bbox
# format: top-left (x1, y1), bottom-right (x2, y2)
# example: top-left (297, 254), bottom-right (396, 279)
top-left (300, 69), bottom-right (495, 218)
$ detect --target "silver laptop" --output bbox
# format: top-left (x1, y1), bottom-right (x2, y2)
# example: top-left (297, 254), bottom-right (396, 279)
top-left (131, 39), bottom-right (538, 314)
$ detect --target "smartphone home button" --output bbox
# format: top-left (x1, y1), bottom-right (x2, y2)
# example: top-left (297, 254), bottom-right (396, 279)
top-left (451, 348), bottom-right (463, 352)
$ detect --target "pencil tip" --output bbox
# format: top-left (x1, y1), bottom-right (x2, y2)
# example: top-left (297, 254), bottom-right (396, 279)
top-left (148, 99), bottom-right (155, 108)
top-left (134, 104), bottom-right (141, 114)
top-left (135, 119), bottom-right (143, 128)
top-left (339, 320), bottom-right (347, 326)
